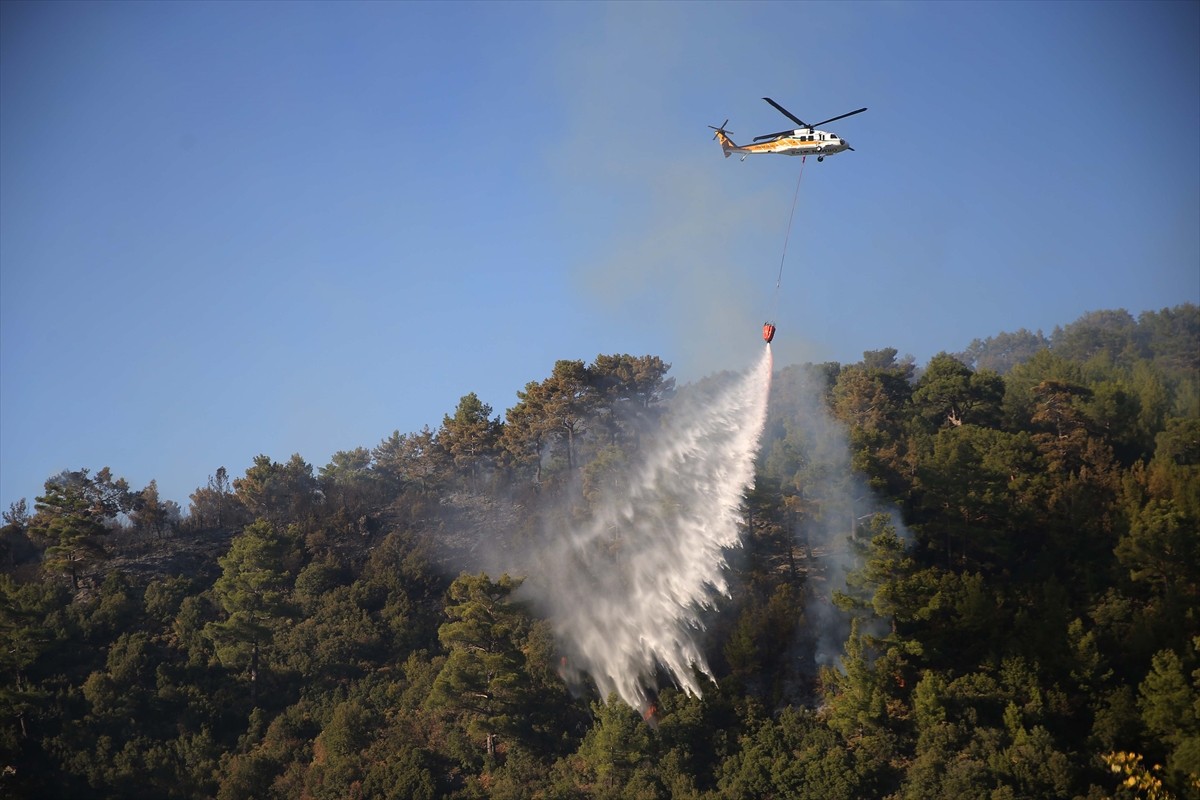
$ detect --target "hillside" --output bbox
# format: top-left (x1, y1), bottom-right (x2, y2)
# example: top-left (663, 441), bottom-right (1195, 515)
top-left (2, 304), bottom-right (1197, 800)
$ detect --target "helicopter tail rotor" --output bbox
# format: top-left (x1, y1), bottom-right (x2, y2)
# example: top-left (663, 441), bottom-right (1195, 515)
top-left (709, 119), bottom-right (731, 139)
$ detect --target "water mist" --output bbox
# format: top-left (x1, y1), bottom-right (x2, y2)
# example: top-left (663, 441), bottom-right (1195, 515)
top-left (523, 347), bottom-right (773, 712)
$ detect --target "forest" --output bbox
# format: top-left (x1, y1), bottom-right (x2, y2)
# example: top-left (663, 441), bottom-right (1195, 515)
top-left (1, 304), bottom-right (1197, 800)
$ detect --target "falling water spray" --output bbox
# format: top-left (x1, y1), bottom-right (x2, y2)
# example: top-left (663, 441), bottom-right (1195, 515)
top-left (522, 347), bottom-right (774, 712)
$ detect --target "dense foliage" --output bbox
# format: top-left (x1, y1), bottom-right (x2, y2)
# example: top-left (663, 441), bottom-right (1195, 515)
top-left (2, 307), bottom-right (1197, 799)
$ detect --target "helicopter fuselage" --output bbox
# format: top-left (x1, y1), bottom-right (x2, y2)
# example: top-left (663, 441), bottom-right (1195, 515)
top-left (712, 126), bottom-right (852, 162)
top-left (737, 128), bottom-right (850, 157)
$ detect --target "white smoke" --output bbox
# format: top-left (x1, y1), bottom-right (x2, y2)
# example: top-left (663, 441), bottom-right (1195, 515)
top-left (764, 362), bottom-right (912, 676)
top-left (522, 347), bottom-right (773, 711)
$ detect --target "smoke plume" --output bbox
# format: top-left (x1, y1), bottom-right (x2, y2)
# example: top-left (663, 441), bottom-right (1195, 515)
top-left (764, 362), bottom-right (911, 675)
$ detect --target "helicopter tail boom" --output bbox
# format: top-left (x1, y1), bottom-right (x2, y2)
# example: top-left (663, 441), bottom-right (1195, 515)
top-left (710, 125), bottom-right (741, 158)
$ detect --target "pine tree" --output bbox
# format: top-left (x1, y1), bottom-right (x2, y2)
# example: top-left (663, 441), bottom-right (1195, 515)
top-left (205, 520), bottom-right (297, 705)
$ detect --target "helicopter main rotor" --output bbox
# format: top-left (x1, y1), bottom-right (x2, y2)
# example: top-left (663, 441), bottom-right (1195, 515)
top-left (753, 97), bottom-right (867, 142)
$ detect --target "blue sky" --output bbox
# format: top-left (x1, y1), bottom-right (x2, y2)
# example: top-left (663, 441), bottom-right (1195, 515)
top-left (2, 1), bottom-right (1197, 512)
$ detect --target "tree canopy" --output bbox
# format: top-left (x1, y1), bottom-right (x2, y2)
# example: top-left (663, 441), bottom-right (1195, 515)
top-left (2, 307), bottom-right (1197, 799)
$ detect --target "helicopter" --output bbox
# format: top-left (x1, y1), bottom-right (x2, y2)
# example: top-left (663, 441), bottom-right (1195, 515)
top-left (710, 97), bottom-right (867, 162)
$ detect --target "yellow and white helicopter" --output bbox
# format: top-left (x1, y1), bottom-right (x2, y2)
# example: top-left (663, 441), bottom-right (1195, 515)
top-left (711, 97), bottom-right (867, 162)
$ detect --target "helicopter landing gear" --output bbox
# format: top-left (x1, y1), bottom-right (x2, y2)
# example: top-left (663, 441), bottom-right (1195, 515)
top-left (817, 155), bottom-right (824, 162)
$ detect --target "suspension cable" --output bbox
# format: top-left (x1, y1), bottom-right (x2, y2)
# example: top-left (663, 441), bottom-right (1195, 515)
top-left (770, 156), bottom-right (806, 321)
